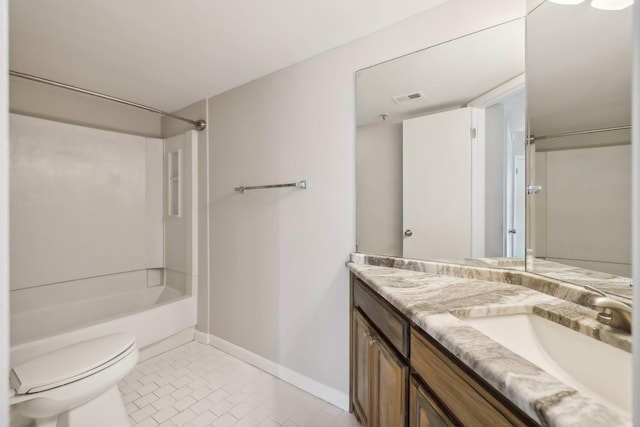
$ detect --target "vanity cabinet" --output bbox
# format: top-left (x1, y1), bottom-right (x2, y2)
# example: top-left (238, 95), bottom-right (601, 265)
top-left (350, 274), bottom-right (538, 427)
top-left (352, 279), bottom-right (409, 427)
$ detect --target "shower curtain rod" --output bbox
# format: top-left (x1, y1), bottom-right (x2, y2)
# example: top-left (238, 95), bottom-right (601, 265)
top-left (9, 70), bottom-right (207, 131)
top-left (528, 125), bottom-right (631, 141)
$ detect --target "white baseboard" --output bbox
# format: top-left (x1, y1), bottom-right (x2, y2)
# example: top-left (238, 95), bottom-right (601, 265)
top-left (198, 332), bottom-right (349, 411)
top-left (139, 327), bottom-right (195, 361)
top-left (195, 330), bottom-right (209, 344)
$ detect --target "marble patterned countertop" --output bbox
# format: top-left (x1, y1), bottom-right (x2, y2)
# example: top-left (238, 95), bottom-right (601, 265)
top-left (348, 254), bottom-right (632, 427)
top-left (523, 258), bottom-right (633, 299)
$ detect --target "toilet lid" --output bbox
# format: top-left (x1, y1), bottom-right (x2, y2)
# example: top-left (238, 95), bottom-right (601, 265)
top-left (11, 333), bottom-right (137, 395)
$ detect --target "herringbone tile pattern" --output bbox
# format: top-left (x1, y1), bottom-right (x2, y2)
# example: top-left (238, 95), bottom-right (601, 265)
top-left (119, 341), bottom-right (359, 427)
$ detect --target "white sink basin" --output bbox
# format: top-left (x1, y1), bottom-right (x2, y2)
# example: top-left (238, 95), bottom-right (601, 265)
top-left (459, 313), bottom-right (631, 416)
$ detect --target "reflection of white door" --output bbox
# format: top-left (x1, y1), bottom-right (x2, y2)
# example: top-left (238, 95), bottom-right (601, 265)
top-left (403, 108), bottom-right (473, 259)
top-left (510, 155), bottom-right (525, 257)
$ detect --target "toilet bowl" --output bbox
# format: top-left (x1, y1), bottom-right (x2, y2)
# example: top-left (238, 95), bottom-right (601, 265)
top-left (9, 333), bottom-right (139, 427)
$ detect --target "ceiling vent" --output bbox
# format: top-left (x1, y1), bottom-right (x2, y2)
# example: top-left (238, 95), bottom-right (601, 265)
top-left (392, 91), bottom-right (425, 104)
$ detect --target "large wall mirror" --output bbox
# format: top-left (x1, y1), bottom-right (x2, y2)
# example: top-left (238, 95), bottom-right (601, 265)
top-left (526, 1), bottom-right (633, 300)
top-left (356, 19), bottom-right (526, 264)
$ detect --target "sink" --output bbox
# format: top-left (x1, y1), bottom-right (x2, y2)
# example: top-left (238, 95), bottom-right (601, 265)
top-left (458, 313), bottom-right (631, 416)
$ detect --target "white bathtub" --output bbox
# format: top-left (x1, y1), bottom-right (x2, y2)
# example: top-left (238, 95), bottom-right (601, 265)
top-left (9, 118), bottom-right (201, 370)
top-left (10, 270), bottom-right (197, 366)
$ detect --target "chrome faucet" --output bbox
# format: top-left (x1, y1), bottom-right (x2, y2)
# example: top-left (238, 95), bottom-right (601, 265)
top-left (585, 286), bottom-right (632, 333)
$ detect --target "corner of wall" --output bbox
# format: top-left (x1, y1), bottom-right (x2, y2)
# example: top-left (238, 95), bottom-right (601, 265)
top-left (161, 99), bottom-right (210, 336)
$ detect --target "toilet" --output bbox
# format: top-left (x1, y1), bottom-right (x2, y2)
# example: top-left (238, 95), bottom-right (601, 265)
top-left (9, 333), bottom-right (139, 427)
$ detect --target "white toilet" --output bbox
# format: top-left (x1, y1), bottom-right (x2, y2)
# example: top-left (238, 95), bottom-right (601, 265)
top-left (9, 333), bottom-right (139, 427)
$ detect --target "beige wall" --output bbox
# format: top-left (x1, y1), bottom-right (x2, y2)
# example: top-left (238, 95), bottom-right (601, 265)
top-left (206, 0), bottom-right (524, 403)
top-left (356, 119), bottom-right (403, 256)
top-left (10, 75), bottom-right (161, 137)
top-left (535, 144), bottom-right (631, 276)
top-left (534, 151), bottom-right (548, 258)
top-left (484, 105), bottom-right (506, 257)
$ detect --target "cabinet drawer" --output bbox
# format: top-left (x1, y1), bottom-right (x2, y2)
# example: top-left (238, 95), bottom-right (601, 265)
top-left (409, 376), bottom-right (455, 427)
top-left (353, 278), bottom-right (409, 357)
top-left (411, 328), bottom-right (534, 427)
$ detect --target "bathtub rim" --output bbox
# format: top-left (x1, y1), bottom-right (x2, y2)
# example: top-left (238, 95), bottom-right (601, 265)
top-left (9, 291), bottom-right (197, 366)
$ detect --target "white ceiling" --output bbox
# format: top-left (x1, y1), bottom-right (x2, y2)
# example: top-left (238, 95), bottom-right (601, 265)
top-left (356, 19), bottom-right (525, 126)
top-left (9, 0), bottom-right (449, 112)
top-left (527, 1), bottom-right (633, 137)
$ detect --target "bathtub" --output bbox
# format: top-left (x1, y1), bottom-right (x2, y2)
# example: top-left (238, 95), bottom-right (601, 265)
top-left (9, 269), bottom-right (197, 366)
top-left (9, 117), bottom-right (200, 369)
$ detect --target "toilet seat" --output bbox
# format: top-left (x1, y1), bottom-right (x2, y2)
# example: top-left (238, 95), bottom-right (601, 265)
top-left (10, 334), bottom-right (136, 395)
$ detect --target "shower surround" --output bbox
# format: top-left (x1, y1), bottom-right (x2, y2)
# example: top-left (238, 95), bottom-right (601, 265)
top-left (8, 114), bottom-right (198, 364)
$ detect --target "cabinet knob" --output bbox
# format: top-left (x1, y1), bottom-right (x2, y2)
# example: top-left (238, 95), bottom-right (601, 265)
top-left (404, 229), bottom-right (413, 237)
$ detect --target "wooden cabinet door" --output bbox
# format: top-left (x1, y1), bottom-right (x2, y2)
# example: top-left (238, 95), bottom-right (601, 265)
top-left (353, 310), bottom-right (372, 425)
top-left (409, 377), bottom-right (455, 427)
top-left (371, 336), bottom-right (408, 427)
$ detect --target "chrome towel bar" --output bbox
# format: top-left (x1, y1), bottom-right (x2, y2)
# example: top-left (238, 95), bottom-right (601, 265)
top-left (234, 180), bottom-right (307, 193)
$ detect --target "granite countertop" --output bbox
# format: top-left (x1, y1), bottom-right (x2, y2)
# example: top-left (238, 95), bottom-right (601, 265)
top-left (348, 254), bottom-right (632, 427)
top-left (524, 258), bottom-right (633, 299)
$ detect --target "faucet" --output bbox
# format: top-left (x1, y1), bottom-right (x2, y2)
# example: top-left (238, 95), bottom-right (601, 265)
top-left (585, 285), bottom-right (632, 333)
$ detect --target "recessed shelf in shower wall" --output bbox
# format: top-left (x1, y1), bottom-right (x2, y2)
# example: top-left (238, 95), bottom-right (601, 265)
top-left (168, 149), bottom-right (181, 217)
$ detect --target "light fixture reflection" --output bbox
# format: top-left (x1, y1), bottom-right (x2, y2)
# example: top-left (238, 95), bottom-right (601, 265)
top-left (590, 0), bottom-right (634, 9)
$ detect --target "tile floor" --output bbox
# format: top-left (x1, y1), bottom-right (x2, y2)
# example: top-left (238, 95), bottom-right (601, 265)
top-left (119, 341), bottom-right (360, 427)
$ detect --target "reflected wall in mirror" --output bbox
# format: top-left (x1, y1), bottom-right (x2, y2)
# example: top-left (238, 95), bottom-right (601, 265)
top-left (356, 19), bottom-right (526, 265)
top-left (525, 1), bottom-right (633, 299)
